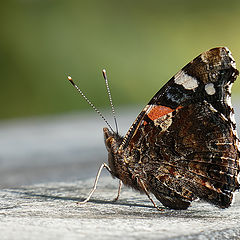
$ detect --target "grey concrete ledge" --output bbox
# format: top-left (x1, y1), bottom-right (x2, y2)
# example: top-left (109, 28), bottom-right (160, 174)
top-left (0, 176), bottom-right (240, 240)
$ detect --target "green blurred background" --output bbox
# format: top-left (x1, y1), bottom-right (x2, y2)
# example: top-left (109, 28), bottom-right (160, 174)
top-left (1, 0), bottom-right (240, 120)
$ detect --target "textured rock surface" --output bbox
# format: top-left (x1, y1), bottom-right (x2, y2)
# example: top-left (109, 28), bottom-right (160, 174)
top-left (0, 176), bottom-right (240, 240)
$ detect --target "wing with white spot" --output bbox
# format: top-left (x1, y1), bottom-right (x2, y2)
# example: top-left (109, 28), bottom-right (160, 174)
top-left (120, 47), bottom-right (240, 209)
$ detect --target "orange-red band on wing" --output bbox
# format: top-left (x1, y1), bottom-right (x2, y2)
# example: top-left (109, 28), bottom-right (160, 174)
top-left (147, 105), bottom-right (182, 121)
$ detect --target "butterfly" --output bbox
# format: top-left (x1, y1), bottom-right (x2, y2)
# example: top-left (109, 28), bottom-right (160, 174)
top-left (69, 47), bottom-right (240, 210)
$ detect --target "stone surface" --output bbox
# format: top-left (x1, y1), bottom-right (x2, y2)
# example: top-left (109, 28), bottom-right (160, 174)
top-left (0, 176), bottom-right (240, 240)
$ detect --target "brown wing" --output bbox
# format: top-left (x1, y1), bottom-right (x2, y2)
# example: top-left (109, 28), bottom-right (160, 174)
top-left (120, 47), bottom-right (240, 209)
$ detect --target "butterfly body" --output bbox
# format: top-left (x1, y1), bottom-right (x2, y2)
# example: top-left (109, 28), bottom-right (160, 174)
top-left (103, 47), bottom-right (240, 210)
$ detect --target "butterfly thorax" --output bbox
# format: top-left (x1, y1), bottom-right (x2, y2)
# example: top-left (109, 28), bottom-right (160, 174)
top-left (104, 127), bottom-right (145, 190)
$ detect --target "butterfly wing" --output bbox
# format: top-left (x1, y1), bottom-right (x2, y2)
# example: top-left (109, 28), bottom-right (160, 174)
top-left (120, 47), bottom-right (240, 209)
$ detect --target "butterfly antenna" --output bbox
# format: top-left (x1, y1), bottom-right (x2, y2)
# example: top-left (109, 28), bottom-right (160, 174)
top-left (102, 69), bottom-right (119, 135)
top-left (67, 75), bottom-right (115, 133)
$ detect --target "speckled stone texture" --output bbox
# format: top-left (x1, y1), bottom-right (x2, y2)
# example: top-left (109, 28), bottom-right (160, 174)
top-left (0, 176), bottom-right (240, 240)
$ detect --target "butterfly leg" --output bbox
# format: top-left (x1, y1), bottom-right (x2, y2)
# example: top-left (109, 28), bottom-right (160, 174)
top-left (137, 178), bottom-right (163, 211)
top-left (113, 180), bottom-right (122, 202)
top-left (77, 163), bottom-right (111, 204)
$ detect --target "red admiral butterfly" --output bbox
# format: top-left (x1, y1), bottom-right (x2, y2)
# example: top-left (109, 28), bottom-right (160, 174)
top-left (68, 47), bottom-right (240, 210)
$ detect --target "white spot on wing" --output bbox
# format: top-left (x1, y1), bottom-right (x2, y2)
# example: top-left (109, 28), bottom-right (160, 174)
top-left (225, 83), bottom-right (234, 112)
top-left (205, 83), bottom-right (216, 95)
top-left (237, 171), bottom-right (240, 185)
top-left (230, 112), bottom-right (236, 125)
top-left (224, 47), bottom-right (237, 68)
top-left (174, 71), bottom-right (199, 90)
